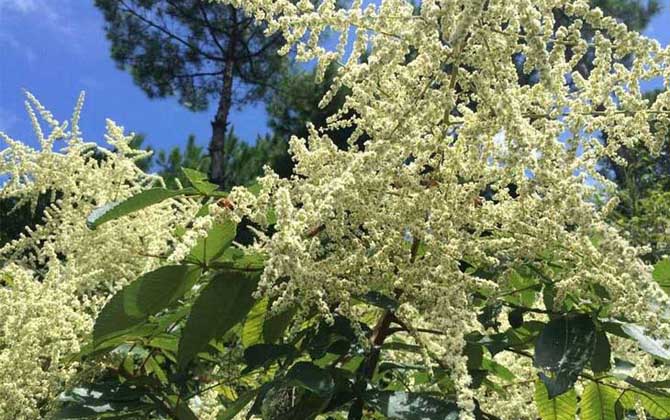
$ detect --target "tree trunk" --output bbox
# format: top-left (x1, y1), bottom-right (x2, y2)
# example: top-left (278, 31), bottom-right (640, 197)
top-left (209, 7), bottom-right (238, 186)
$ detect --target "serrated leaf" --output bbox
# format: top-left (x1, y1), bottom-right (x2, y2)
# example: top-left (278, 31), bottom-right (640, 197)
top-left (93, 265), bottom-right (200, 344)
top-left (580, 381), bottom-right (619, 420)
top-left (177, 270), bottom-right (259, 369)
top-left (182, 168), bottom-right (218, 195)
top-left (87, 188), bottom-right (195, 229)
top-left (534, 315), bottom-right (596, 398)
top-left (534, 380), bottom-right (577, 420)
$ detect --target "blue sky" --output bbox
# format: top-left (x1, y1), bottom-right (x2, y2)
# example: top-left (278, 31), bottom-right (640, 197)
top-left (1, 0), bottom-right (669, 154)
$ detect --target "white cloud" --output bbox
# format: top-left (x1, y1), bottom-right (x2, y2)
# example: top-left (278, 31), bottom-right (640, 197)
top-left (0, 0), bottom-right (91, 54)
top-left (0, 0), bottom-right (38, 12)
top-left (0, 31), bottom-right (36, 63)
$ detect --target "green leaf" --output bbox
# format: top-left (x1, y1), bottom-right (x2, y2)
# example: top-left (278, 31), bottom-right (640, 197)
top-left (503, 269), bottom-right (540, 307)
top-left (242, 297), bottom-right (268, 347)
top-left (177, 270), bottom-right (259, 369)
top-left (285, 362), bottom-right (335, 397)
top-left (94, 265), bottom-right (200, 344)
top-left (534, 380), bottom-right (577, 420)
top-left (591, 330), bottom-right (612, 373)
top-left (182, 168), bottom-right (218, 195)
top-left (363, 391), bottom-right (459, 420)
top-left (534, 315), bottom-right (596, 398)
top-left (579, 381), bottom-right (619, 420)
top-left (636, 392), bottom-right (670, 418)
top-left (481, 357), bottom-right (515, 382)
top-left (465, 342), bottom-right (483, 370)
top-left (263, 305), bottom-right (296, 344)
top-left (653, 258), bottom-right (670, 294)
top-left (87, 188), bottom-right (195, 229)
top-left (217, 389), bottom-right (258, 420)
top-left (186, 219), bottom-right (237, 265)
top-left (209, 248), bottom-right (265, 271)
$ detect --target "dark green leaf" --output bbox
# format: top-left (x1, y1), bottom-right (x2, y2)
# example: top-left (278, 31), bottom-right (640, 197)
top-left (465, 342), bottom-right (483, 370)
top-left (87, 188), bottom-right (195, 229)
top-left (177, 270), bottom-right (259, 369)
top-left (591, 330), bottom-right (612, 373)
top-left (285, 362), bottom-right (335, 397)
top-left (243, 344), bottom-right (297, 372)
top-left (54, 380), bottom-right (154, 419)
top-left (263, 305), bottom-right (296, 344)
top-left (94, 265), bottom-right (200, 344)
top-left (534, 315), bottom-right (596, 398)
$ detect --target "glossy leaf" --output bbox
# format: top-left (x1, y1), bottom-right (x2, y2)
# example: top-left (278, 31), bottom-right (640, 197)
top-left (363, 391), bottom-right (459, 420)
top-left (534, 315), bottom-right (596, 397)
top-left (93, 265), bottom-right (200, 344)
top-left (177, 270), bottom-right (259, 369)
top-left (87, 188), bottom-right (195, 229)
top-left (54, 380), bottom-right (154, 419)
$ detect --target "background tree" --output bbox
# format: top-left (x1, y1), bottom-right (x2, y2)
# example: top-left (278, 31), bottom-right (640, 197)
top-left (95, 0), bottom-right (286, 185)
top-left (599, 89), bottom-right (670, 262)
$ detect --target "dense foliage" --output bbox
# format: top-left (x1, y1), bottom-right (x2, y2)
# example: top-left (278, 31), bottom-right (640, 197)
top-left (1, 0), bottom-right (670, 419)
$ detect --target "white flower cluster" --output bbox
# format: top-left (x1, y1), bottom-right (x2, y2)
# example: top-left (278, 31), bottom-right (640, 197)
top-left (214, 0), bottom-right (670, 416)
top-left (0, 93), bottom-right (199, 417)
